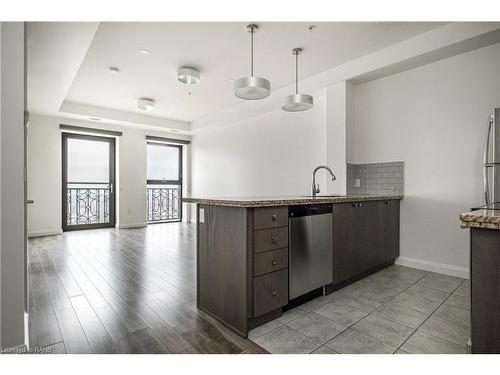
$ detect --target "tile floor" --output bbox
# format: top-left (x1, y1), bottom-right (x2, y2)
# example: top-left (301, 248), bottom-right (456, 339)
top-left (249, 265), bottom-right (470, 354)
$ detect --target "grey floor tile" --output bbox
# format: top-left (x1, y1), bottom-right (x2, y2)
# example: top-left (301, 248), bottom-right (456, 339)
top-left (248, 320), bottom-right (283, 340)
top-left (254, 325), bottom-right (321, 354)
top-left (352, 314), bottom-right (415, 347)
top-left (311, 345), bottom-right (339, 354)
top-left (453, 281), bottom-right (470, 297)
top-left (300, 294), bottom-right (336, 312)
top-left (444, 293), bottom-right (470, 311)
top-left (401, 328), bottom-right (467, 354)
top-left (390, 292), bottom-right (441, 314)
top-left (314, 300), bottom-right (369, 326)
top-left (403, 285), bottom-right (450, 303)
top-left (373, 302), bottom-right (428, 328)
top-left (285, 312), bottom-right (348, 344)
top-left (432, 304), bottom-right (470, 327)
top-left (420, 317), bottom-right (470, 347)
top-left (325, 328), bottom-right (396, 354)
top-left (394, 348), bottom-right (411, 354)
top-left (276, 307), bottom-right (307, 324)
top-left (415, 272), bottom-right (463, 293)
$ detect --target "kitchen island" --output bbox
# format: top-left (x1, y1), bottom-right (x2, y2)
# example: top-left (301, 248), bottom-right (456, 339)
top-left (460, 207), bottom-right (500, 353)
top-left (184, 194), bottom-right (403, 338)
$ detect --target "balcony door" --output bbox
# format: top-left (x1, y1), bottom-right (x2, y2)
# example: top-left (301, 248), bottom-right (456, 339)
top-left (62, 133), bottom-right (116, 231)
top-left (146, 142), bottom-right (182, 223)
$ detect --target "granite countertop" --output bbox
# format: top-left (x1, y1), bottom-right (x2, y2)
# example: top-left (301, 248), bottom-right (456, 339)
top-left (182, 194), bottom-right (403, 208)
top-left (460, 209), bottom-right (500, 230)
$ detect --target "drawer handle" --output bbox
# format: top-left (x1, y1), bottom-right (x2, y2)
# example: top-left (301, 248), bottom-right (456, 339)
top-left (271, 289), bottom-right (277, 296)
top-left (352, 203), bottom-right (362, 208)
top-left (271, 236), bottom-right (277, 244)
top-left (271, 259), bottom-right (277, 266)
top-left (385, 201), bottom-right (392, 205)
top-left (271, 214), bottom-right (277, 221)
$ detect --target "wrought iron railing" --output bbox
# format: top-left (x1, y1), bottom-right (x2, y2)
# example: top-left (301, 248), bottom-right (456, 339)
top-left (66, 183), bottom-right (110, 226)
top-left (146, 185), bottom-right (181, 223)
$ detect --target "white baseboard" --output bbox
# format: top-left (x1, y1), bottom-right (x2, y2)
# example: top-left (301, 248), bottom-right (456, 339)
top-left (28, 229), bottom-right (62, 238)
top-left (116, 222), bottom-right (147, 229)
top-left (396, 256), bottom-right (469, 279)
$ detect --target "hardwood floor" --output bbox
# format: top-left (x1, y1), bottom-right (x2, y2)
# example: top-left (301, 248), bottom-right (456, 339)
top-left (28, 223), bottom-right (267, 354)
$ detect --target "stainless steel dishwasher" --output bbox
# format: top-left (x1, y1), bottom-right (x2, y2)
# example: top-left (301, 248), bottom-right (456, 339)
top-left (289, 204), bottom-right (333, 299)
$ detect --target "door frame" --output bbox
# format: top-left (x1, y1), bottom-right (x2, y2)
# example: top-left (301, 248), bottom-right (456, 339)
top-left (61, 132), bottom-right (116, 231)
top-left (146, 142), bottom-right (183, 223)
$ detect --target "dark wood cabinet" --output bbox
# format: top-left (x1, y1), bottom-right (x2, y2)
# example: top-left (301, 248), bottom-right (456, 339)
top-left (332, 200), bottom-right (400, 285)
top-left (379, 200), bottom-right (400, 264)
top-left (470, 228), bottom-right (500, 353)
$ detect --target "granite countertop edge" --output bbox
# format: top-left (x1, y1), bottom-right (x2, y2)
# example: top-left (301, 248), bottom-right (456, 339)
top-left (460, 210), bottom-right (500, 230)
top-left (182, 194), bottom-right (404, 208)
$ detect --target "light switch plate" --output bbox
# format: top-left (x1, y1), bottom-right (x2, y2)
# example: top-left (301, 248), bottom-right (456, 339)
top-left (354, 178), bottom-right (361, 187)
top-left (199, 208), bottom-right (205, 223)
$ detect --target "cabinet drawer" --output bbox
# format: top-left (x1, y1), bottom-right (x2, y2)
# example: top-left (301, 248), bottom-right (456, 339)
top-left (253, 227), bottom-right (288, 253)
top-left (253, 248), bottom-right (288, 276)
top-left (253, 207), bottom-right (288, 230)
top-left (253, 269), bottom-right (288, 317)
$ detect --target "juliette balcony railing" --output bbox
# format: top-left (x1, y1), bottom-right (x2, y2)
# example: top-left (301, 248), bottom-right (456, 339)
top-left (66, 183), bottom-right (110, 226)
top-left (146, 185), bottom-right (181, 223)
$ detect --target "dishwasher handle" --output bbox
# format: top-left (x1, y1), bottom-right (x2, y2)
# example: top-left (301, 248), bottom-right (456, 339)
top-left (289, 204), bottom-right (333, 218)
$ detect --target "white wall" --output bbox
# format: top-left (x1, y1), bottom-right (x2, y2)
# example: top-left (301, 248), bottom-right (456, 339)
top-left (191, 95), bottom-right (328, 200)
top-left (0, 22), bottom-right (26, 349)
top-left (27, 114), bottom-right (191, 236)
top-left (353, 42), bottom-right (500, 277)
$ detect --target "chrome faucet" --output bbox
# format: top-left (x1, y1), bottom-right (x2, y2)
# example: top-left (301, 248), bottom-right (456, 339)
top-left (312, 165), bottom-right (336, 197)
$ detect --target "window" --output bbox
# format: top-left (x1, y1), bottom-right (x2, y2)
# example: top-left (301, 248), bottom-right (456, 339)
top-left (146, 143), bottom-right (182, 223)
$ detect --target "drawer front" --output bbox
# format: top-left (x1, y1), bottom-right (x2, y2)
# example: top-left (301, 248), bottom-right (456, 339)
top-left (253, 227), bottom-right (288, 253)
top-left (253, 207), bottom-right (288, 230)
top-left (253, 269), bottom-right (288, 317)
top-left (253, 248), bottom-right (288, 276)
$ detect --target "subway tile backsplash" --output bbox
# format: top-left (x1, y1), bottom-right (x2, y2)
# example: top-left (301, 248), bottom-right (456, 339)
top-left (347, 161), bottom-right (404, 195)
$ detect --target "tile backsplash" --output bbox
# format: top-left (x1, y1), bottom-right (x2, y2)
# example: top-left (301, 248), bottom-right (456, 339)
top-left (347, 161), bottom-right (404, 195)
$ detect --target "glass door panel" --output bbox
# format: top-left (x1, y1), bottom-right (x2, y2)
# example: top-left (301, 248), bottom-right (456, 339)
top-left (62, 133), bottom-right (116, 231)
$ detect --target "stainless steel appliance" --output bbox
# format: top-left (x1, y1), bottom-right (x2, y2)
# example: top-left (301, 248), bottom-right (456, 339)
top-left (483, 107), bottom-right (500, 204)
top-left (288, 204), bottom-right (333, 299)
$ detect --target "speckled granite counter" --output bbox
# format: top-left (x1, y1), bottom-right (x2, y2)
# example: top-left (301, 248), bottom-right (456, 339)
top-left (183, 194), bottom-right (403, 208)
top-left (460, 209), bottom-right (500, 230)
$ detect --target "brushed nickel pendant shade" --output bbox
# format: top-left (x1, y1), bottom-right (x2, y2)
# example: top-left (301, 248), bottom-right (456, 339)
top-left (234, 24), bottom-right (271, 100)
top-left (282, 48), bottom-right (313, 112)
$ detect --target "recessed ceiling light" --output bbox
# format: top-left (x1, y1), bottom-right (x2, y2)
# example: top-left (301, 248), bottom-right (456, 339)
top-left (139, 49), bottom-right (151, 55)
top-left (108, 66), bottom-right (120, 74)
top-left (89, 117), bottom-right (101, 121)
top-left (137, 98), bottom-right (155, 111)
top-left (177, 67), bottom-right (200, 85)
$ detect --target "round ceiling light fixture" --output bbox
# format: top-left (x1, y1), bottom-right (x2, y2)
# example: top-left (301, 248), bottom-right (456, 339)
top-left (177, 67), bottom-right (200, 85)
top-left (282, 48), bottom-right (313, 112)
top-left (234, 24), bottom-right (271, 100)
top-left (139, 48), bottom-right (151, 55)
top-left (137, 98), bottom-right (156, 111)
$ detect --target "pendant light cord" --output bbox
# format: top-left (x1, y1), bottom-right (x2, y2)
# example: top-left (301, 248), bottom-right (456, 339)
top-left (250, 26), bottom-right (254, 77)
top-left (295, 51), bottom-right (299, 94)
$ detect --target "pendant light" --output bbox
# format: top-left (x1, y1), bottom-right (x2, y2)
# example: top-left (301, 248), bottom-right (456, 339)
top-left (282, 48), bottom-right (313, 112)
top-left (234, 24), bottom-right (271, 100)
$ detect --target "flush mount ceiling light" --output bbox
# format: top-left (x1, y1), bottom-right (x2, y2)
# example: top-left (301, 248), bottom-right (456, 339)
top-left (139, 48), bottom-right (151, 55)
top-left (137, 98), bottom-right (155, 111)
top-left (108, 66), bottom-right (120, 74)
top-left (282, 48), bottom-right (313, 112)
top-left (177, 67), bottom-right (200, 85)
top-left (234, 24), bottom-right (271, 100)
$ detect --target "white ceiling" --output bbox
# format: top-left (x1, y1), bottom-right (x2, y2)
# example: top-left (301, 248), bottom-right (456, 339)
top-left (60, 22), bottom-right (445, 124)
